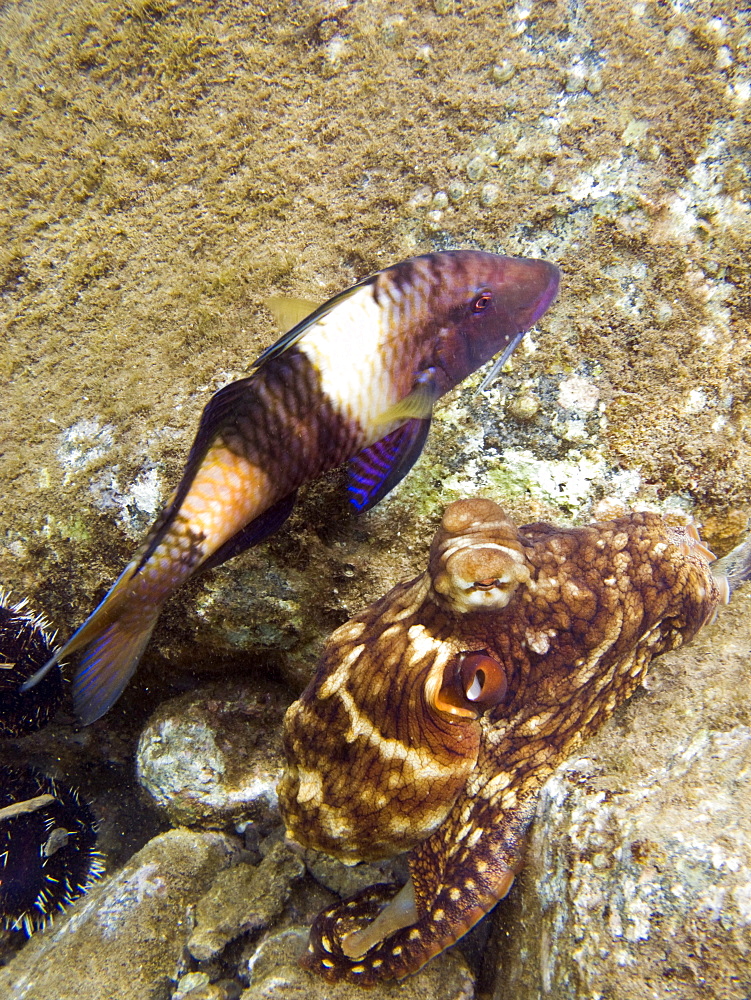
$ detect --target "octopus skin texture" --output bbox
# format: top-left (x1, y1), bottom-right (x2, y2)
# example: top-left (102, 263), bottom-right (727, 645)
top-left (278, 498), bottom-right (730, 984)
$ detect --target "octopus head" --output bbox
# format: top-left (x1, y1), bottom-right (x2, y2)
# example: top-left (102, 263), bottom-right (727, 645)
top-left (429, 498), bottom-right (531, 614)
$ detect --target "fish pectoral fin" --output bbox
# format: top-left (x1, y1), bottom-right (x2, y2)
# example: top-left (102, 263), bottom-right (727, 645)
top-left (199, 491), bottom-right (298, 573)
top-left (265, 296), bottom-right (321, 334)
top-left (374, 372), bottom-right (438, 425)
top-left (349, 418), bottom-right (431, 512)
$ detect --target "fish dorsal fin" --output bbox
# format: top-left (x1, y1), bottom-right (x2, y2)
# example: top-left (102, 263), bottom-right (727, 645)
top-left (265, 296), bottom-right (321, 334)
top-left (349, 417), bottom-right (432, 512)
top-left (253, 278), bottom-right (372, 371)
top-left (375, 372), bottom-right (438, 425)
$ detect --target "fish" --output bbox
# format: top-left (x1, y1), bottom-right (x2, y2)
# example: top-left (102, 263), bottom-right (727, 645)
top-left (279, 498), bottom-right (735, 983)
top-left (24, 251), bottom-right (560, 725)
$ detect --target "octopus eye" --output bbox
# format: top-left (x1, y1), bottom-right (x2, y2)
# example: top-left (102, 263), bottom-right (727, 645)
top-left (472, 291), bottom-right (492, 313)
top-left (474, 577), bottom-right (502, 590)
top-left (432, 650), bottom-right (508, 721)
top-left (460, 651), bottom-right (507, 707)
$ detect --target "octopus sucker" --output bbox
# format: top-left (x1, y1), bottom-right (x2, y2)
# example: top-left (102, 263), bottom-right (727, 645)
top-left (280, 498), bottom-right (744, 984)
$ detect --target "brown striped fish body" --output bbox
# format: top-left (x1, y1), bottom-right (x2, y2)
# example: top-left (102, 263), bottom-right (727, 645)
top-left (26, 251), bottom-right (559, 723)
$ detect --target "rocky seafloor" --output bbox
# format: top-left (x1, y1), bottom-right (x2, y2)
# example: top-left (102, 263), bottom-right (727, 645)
top-left (1, 0), bottom-right (750, 998)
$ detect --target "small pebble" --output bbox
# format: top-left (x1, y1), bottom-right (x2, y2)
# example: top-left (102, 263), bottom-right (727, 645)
top-left (492, 61), bottom-right (515, 83)
top-left (666, 26), bottom-right (689, 49)
top-left (536, 169), bottom-right (556, 193)
top-left (381, 16), bottom-right (406, 46)
top-left (447, 179), bottom-right (467, 202)
top-left (317, 18), bottom-right (338, 43)
top-left (564, 62), bottom-right (588, 93)
top-left (480, 182), bottom-right (500, 207)
top-left (408, 185), bottom-right (433, 211)
top-left (432, 190), bottom-right (449, 209)
top-left (425, 209), bottom-right (444, 231)
top-left (466, 156), bottom-right (486, 182)
top-left (587, 68), bottom-right (604, 93)
top-left (508, 393), bottom-right (541, 421)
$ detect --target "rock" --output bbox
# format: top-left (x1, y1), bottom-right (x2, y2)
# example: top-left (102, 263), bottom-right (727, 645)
top-left (0, 829), bottom-right (237, 1000)
top-left (302, 848), bottom-right (405, 899)
top-left (490, 590), bottom-right (751, 1000)
top-left (188, 840), bottom-right (305, 962)
top-left (136, 680), bottom-right (290, 829)
top-left (1, 0), bottom-right (751, 994)
top-left (242, 926), bottom-right (475, 999)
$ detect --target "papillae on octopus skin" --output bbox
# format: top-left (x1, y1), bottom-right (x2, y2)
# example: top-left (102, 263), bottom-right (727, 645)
top-left (278, 497), bottom-right (743, 983)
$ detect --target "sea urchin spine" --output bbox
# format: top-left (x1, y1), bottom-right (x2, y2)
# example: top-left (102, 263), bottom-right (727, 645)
top-left (0, 767), bottom-right (104, 934)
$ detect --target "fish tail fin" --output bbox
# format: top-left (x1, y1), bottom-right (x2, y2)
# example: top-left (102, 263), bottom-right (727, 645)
top-left (19, 563), bottom-right (139, 695)
top-left (72, 610), bottom-right (160, 725)
top-left (20, 562), bottom-right (162, 724)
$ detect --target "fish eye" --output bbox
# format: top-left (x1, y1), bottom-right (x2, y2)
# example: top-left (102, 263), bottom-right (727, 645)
top-left (472, 291), bottom-right (492, 313)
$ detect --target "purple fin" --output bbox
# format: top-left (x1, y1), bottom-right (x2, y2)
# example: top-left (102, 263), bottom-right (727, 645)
top-left (349, 419), bottom-right (431, 513)
top-left (199, 491), bottom-right (298, 573)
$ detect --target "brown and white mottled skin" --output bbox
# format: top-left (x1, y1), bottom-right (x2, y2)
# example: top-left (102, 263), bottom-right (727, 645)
top-left (279, 498), bottom-right (729, 984)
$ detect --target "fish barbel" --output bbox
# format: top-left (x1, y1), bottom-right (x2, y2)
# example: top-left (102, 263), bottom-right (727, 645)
top-left (25, 250), bottom-right (559, 724)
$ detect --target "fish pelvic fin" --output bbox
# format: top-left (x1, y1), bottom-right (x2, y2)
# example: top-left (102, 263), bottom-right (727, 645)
top-left (72, 611), bottom-right (160, 725)
top-left (374, 372), bottom-right (438, 425)
top-left (349, 417), bottom-right (432, 512)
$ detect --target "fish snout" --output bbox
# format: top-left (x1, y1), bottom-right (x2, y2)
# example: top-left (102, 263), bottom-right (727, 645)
top-left (497, 256), bottom-right (560, 330)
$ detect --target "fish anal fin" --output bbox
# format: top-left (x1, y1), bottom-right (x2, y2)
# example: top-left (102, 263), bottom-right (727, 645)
top-left (199, 491), bottom-right (298, 573)
top-left (349, 419), bottom-right (431, 513)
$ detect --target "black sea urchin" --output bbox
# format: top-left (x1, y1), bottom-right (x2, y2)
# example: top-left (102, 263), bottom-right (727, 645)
top-left (0, 767), bottom-right (104, 934)
top-left (0, 591), bottom-right (64, 736)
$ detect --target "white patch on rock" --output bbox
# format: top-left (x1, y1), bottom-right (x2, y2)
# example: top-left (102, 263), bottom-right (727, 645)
top-left (501, 448), bottom-right (606, 510)
top-left (558, 375), bottom-right (601, 413)
top-left (57, 418), bottom-right (115, 476)
top-left (683, 389), bottom-right (709, 414)
top-left (97, 863), bottom-right (166, 938)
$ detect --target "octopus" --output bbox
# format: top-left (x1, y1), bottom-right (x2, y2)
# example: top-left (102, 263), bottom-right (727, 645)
top-left (278, 498), bottom-right (736, 984)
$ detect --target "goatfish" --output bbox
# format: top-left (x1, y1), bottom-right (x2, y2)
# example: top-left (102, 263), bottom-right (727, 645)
top-left (24, 250), bottom-right (560, 724)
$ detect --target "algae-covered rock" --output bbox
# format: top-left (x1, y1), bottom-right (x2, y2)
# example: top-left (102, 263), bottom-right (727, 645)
top-left (490, 590), bottom-right (751, 1000)
top-left (136, 680), bottom-right (290, 829)
top-left (1, 0), bottom-right (749, 697)
top-left (1, 0), bottom-right (750, 995)
top-left (0, 828), bottom-right (237, 1000)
